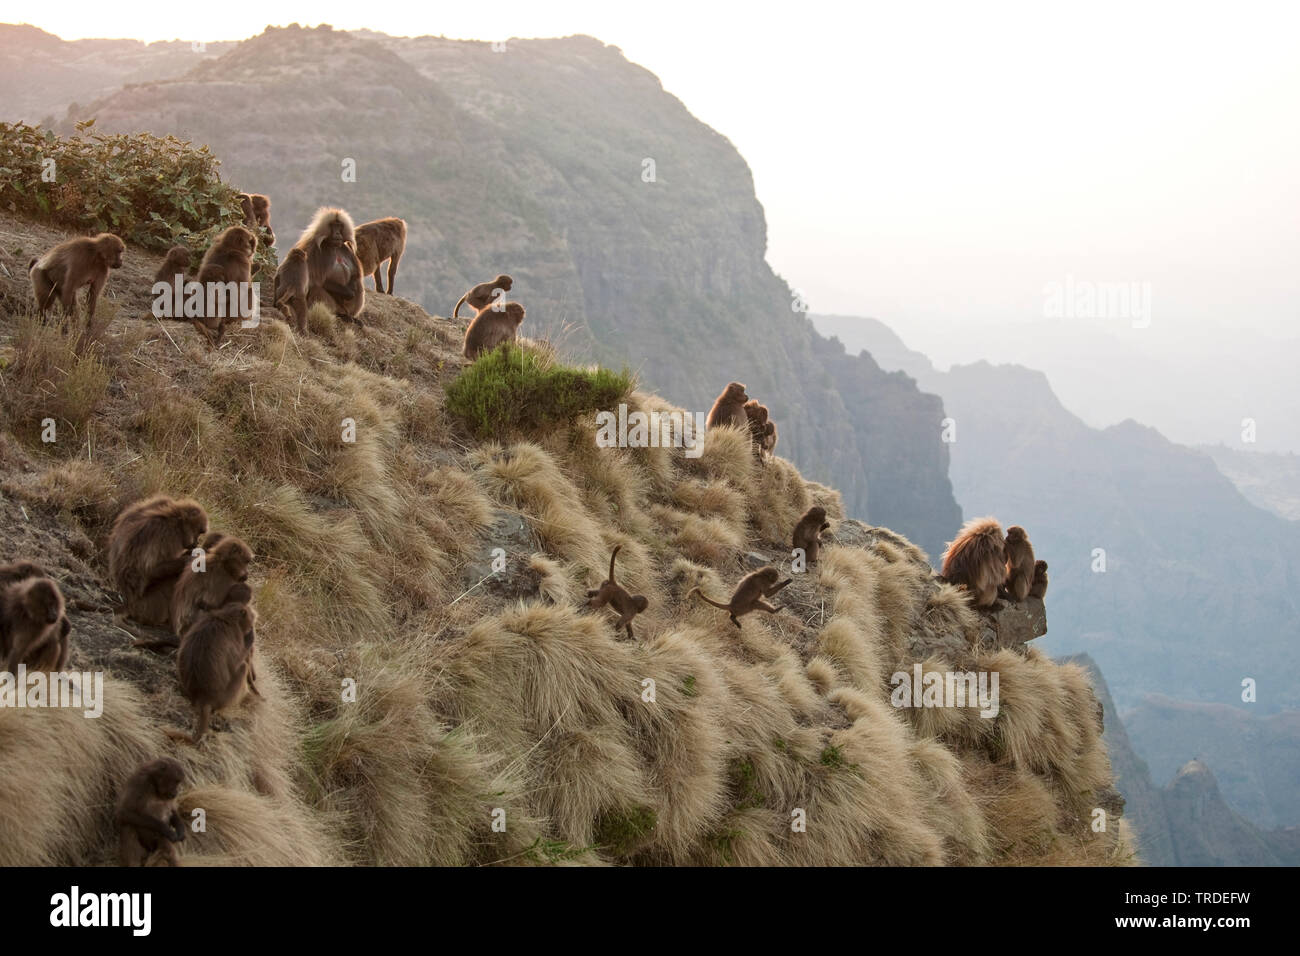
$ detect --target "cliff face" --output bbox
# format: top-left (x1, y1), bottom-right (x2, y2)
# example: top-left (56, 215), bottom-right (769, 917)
top-left (0, 23), bottom-right (962, 557)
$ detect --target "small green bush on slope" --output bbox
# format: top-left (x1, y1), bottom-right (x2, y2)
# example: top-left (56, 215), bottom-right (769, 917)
top-left (446, 343), bottom-right (634, 440)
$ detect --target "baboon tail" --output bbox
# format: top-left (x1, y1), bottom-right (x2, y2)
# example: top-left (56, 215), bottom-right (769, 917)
top-left (688, 587), bottom-right (730, 611)
top-left (452, 293), bottom-right (468, 319)
top-left (609, 544), bottom-right (622, 583)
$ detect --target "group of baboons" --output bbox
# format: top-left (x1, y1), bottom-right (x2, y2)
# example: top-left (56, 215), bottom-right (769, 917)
top-left (940, 517), bottom-right (1049, 608)
top-left (1, 493), bottom-right (256, 865)
top-left (24, 191), bottom-right (529, 361)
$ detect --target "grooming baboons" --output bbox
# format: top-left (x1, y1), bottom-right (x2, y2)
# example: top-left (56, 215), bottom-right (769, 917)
top-left (193, 225), bottom-right (257, 346)
top-left (116, 758), bottom-right (186, 867)
top-left (706, 382), bottom-right (750, 430)
top-left (171, 599), bottom-right (258, 745)
top-left (170, 535), bottom-right (253, 637)
top-left (940, 517), bottom-right (1007, 609)
top-left (294, 207), bottom-right (365, 321)
top-left (250, 194), bottom-right (273, 244)
top-left (586, 545), bottom-right (649, 639)
top-left (1029, 560), bottom-right (1049, 600)
top-left (28, 233), bottom-right (125, 322)
top-left (463, 301), bottom-right (525, 360)
top-left (354, 217), bottom-right (407, 294)
top-left (0, 575), bottom-right (68, 673)
top-left (689, 566), bottom-right (792, 629)
top-left (108, 496), bottom-right (209, 628)
top-left (792, 506), bottom-right (830, 564)
top-left (273, 247), bottom-right (310, 332)
top-left (453, 274), bottom-right (513, 319)
top-left (153, 245), bottom-right (192, 284)
top-left (1001, 525), bottom-right (1036, 601)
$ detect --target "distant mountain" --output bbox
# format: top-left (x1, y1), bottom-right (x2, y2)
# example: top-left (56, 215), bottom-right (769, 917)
top-left (1126, 695), bottom-right (1300, 830)
top-left (1199, 444), bottom-right (1300, 522)
top-left (0, 23), bottom-right (963, 556)
top-left (1160, 761), bottom-right (1283, 866)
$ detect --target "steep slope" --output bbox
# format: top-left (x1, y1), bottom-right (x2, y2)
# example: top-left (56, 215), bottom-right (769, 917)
top-left (1159, 761), bottom-right (1281, 867)
top-left (5, 22), bottom-right (961, 558)
top-left (1199, 444), bottom-right (1300, 522)
top-left (0, 214), bottom-right (1128, 866)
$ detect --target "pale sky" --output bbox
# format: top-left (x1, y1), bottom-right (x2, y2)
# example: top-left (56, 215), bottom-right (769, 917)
top-left (18, 0), bottom-right (1300, 355)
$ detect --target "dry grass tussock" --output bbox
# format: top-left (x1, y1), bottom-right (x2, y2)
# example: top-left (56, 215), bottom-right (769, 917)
top-left (0, 227), bottom-right (1128, 865)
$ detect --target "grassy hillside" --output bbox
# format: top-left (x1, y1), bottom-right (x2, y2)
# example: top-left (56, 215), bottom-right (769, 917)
top-left (0, 212), bottom-right (1131, 866)
top-left (12, 23), bottom-right (963, 558)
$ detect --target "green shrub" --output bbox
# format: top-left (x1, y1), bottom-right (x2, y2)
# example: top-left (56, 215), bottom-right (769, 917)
top-left (445, 344), bottom-right (633, 439)
top-left (0, 120), bottom-right (276, 274)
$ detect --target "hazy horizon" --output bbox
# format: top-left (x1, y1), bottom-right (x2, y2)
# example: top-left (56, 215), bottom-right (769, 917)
top-left (13, 1), bottom-right (1300, 450)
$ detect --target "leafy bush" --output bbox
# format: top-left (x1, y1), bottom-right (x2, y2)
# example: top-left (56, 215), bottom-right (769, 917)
top-left (446, 344), bottom-right (633, 439)
top-left (0, 120), bottom-right (275, 273)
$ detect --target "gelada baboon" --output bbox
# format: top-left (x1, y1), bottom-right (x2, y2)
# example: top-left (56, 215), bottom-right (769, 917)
top-left (1029, 560), bottom-right (1049, 600)
top-left (193, 225), bottom-right (257, 346)
top-left (170, 534), bottom-right (253, 636)
top-left (354, 217), bottom-right (407, 294)
top-left (239, 192), bottom-right (256, 228)
top-left (1, 574), bottom-right (69, 673)
top-left (762, 420), bottom-right (778, 458)
top-left (940, 517), bottom-right (1006, 609)
top-left (744, 401), bottom-right (768, 459)
top-left (115, 758), bottom-right (186, 867)
top-left (586, 545), bottom-right (649, 639)
top-left (108, 495), bottom-right (209, 628)
top-left (170, 599), bottom-right (258, 745)
top-left (706, 382), bottom-right (750, 430)
top-left (250, 194), bottom-right (273, 244)
top-left (28, 233), bottom-right (125, 322)
top-left (463, 301), bottom-right (525, 360)
top-left (293, 207), bottom-right (365, 321)
top-left (453, 274), bottom-right (513, 318)
top-left (1000, 525), bottom-right (1036, 601)
top-left (153, 245), bottom-right (192, 284)
top-left (273, 247), bottom-right (310, 332)
top-left (792, 506), bottom-right (830, 564)
top-left (689, 566), bottom-right (791, 629)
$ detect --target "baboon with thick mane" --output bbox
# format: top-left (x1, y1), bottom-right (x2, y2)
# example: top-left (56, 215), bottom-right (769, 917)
top-left (707, 382), bottom-right (750, 430)
top-left (940, 517), bottom-right (1006, 609)
top-left (108, 495), bottom-right (209, 628)
top-left (294, 207), bottom-right (365, 321)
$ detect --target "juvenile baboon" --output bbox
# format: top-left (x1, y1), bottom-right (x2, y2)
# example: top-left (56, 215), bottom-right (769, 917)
top-left (762, 420), bottom-right (778, 457)
top-left (706, 382), bottom-right (750, 430)
top-left (792, 506), bottom-right (830, 564)
top-left (463, 301), bottom-right (526, 360)
top-left (153, 245), bottom-right (192, 284)
top-left (249, 194), bottom-right (273, 244)
top-left (689, 566), bottom-right (792, 629)
top-left (293, 207), bottom-right (365, 321)
top-left (940, 517), bottom-right (1006, 609)
top-left (1029, 560), bottom-right (1049, 600)
top-left (170, 535), bottom-right (253, 636)
top-left (193, 225), bottom-right (257, 346)
top-left (108, 495), bottom-right (209, 628)
top-left (28, 233), bottom-right (125, 322)
top-left (353, 217), bottom-right (407, 294)
top-left (273, 247), bottom-right (310, 332)
top-left (170, 600), bottom-right (258, 745)
top-left (453, 274), bottom-right (513, 318)
top-left (1000, 525), bottom-right (1036, 601)
top-left (586, 545), bottom-right (649, 639)
top-left (115, 758), bottom-right (186, 867)
top-left (0, 575), bottom-right (68, 673)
